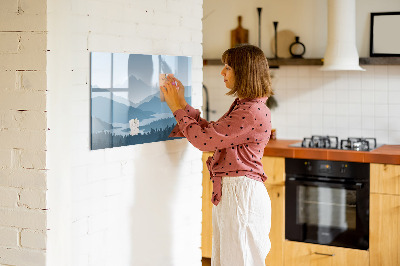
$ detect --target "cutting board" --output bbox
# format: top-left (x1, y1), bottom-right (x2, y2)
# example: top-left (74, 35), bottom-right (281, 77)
top-left (231, 16), bottom-right (249, 48)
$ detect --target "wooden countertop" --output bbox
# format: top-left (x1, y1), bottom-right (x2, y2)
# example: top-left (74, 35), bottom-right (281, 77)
top-left (263, 139), bottom-right (400, 165)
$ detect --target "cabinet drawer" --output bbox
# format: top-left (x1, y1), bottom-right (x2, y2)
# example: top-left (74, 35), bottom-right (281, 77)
top-left (284, 241), bottom-right (369, 266)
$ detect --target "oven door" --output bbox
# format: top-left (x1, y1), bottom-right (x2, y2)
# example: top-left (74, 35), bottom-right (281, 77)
top-left (285, 177), bottom-right (369, 250)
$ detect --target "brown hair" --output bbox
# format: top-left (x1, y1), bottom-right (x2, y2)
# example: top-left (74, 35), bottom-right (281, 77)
top-left (221, 44), bottom-right (273, 99)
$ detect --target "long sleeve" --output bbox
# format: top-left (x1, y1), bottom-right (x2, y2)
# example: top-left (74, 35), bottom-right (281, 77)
top-left (172, 105), bottom-right (257, 152)
top-left (169, 104), bottom-right (210, 137)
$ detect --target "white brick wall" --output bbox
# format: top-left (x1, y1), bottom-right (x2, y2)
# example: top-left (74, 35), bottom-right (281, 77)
top-left (0, 169), bottom-right (47, 189)
top-left (0, 0), bottom-right (48, 265)
top-left (21, 229), bottom-right (47, 250)
top-left (47, 1), bottom-right (203, 266)
top-left (0, 247), bottom-right (46, 266)
top-left (0, 208), bottom-right (46, 230)
top-left (0, 227), bottom-right (19, 247)
top-left (0, 187), bottom-right (19, 208)
top-left (2, 0), bottom-right (203, 265)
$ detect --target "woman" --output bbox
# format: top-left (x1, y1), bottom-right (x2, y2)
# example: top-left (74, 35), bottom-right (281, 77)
top-left (161, 44), bottom-right (273, 266)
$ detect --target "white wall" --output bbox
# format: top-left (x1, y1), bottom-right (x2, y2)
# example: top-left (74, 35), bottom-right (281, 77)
top-left (0, 0), bottom-right (48, 265)
top-left (204, 0), bottom-right (326, 59)
top-left (204, 64), bottom-right (400, 145)
top-left (203, 0), bottom-right (400, 58)
top-left (271, 65), bottom-right (400, 144)
top-left (46, 0), bottom-right (203, 266)
top-left (203, 0), bottom-right (400, 145)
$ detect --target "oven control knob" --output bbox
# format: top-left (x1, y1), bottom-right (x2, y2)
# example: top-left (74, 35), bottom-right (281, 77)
top-left (340, 164), bottom-right (347, 174)
top-left (304, 161), bottom-right (312, 171)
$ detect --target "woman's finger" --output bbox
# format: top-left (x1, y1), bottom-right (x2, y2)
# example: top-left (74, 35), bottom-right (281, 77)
top-left (160, 85), bottom-right (168, 97)
top-left (163, 81), bottom-right (177, 101)
top-left (166, 76), bottom-right (175, 87)
top-left (174, 78), bottom-right (184, 90)
top-left (168, 76), bottom-right (181, 89)
top-left (165, 80), bottom-right (178, 95)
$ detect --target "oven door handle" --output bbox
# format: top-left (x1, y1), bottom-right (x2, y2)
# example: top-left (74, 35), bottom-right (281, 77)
top-left (287, 177), bottom-right (364, 189)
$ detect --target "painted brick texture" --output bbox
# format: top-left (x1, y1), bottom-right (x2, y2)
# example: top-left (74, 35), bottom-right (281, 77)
top-left (0, 227), bottom-right (19, 247)
top-left (0, 0), bottom-right (48, 265)
top-left (21, 229), bottom-right (47, 250)
top-left (46, 0), bottom-right (203, 266)
top-left (2, 0), bottom-right (203, 265)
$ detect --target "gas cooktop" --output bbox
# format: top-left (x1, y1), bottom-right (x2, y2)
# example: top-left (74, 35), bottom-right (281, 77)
top-left (289, 135), bottom-right (382, 151)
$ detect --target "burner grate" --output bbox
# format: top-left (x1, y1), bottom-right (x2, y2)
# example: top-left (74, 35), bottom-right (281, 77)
top-left (340, 137), bottom-right (377, 151)
top-left (301, 135), bottom-right (339, 149)
top-left (296, 136), bottom-right (378, 151)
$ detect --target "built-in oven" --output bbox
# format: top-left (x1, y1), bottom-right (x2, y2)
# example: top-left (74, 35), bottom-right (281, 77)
top-left (285, 158), bottom-right (369, 250)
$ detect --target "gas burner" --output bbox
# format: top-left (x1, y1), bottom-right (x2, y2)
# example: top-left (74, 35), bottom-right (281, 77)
top-left (301, 135), bottom-right (339, 149)
top-left (340, 137), bottom-right (377, 151)
top-left (290, 136), bottom-right (380, 151)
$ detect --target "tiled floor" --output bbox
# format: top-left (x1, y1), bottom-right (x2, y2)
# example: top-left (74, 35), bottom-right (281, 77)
top-left (202, 257), bottom-right (211, 266)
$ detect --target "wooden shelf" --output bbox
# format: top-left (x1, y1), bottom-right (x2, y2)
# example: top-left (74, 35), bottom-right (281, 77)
top-left (359, 57), bottom-right (400, 65)
top-left (203, 58), bottom-right (323, 67)
top-left (202, 59), bottom-right (223, 66)
top-left (203, 57), bottom-right (400, 67)
top-left (268, 58), bottom-right (322, 67)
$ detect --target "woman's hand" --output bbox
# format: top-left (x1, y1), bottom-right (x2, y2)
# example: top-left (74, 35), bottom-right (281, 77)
top-left (160, 76), bottom-right (185, 113)
top-left (172, 77), bottom-right (187, 108)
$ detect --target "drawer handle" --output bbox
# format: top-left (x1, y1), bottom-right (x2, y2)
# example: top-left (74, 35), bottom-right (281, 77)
top-left (314, 252), bottom-right (335, 257)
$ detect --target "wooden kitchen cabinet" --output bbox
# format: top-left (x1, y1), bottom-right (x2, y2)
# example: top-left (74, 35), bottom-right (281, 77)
top-left (201, 154), bottom-right (286, 266)
top-left (284, 241), bottom-right (369, 266)
top-left (370, 163), bottom-right (400, 195)
top-left (202, 152), bottom-right (213, 258)
top-left (370, 163), bottom-right (400, 266)
top-left (370, 193), bottom-right (400, 266)
top-left (264, 184), bottom-right (285, 266)
top-left (262, 156), bottom-right (285, 266)
top-left (261, 156), bottom-right (285, 186)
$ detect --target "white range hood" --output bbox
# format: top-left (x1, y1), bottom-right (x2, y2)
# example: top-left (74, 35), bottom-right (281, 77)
top-left (320, 0), bottom-right (365, 71)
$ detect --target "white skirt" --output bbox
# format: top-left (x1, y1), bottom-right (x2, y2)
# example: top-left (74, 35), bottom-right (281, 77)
top-left (212, 176), bottom-right (271, 266)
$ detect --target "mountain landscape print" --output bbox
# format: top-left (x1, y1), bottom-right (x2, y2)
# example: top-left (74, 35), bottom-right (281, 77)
top-left (90, 52), bottom-right (192, 150)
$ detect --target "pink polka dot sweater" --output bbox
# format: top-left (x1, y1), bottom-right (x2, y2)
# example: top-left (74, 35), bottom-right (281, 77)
top-left (169, 97), bottom-right (272, 206)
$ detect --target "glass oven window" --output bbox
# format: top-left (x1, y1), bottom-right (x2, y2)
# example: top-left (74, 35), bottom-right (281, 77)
top-left (297, 186), bottom-right (357, 230)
